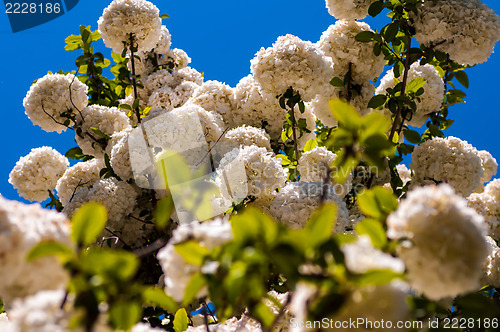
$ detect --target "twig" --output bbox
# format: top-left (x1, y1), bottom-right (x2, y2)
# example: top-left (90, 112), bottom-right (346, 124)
top-left (68, 74), bottom-right (84, 120)
top-left (289, 103), bottom-right (300, 168)
top-left (196, 127), bottom-right (230, 167)
top-left (129, 33), bottom-right (141, 123)
top-left (104, 227), bottom-right (131, 249)
top-left (133, 238), bottom-right (168, 257)
top-left (346, 62), bottom-right (353, 103)
top-left (41, 102), bottom-right (74, 130)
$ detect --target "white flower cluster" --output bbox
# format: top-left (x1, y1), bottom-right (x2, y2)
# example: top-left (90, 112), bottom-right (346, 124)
top-left (106, 127), bottom-right (135, 181)
top-left (154, 25), bottom-right (172, 54)
top-left (263, 181), bottom-right (349, 232)
top-left (163, 48), bottom-right (191, 70)
top-left (75, 105), bottom-right (130, 158)
top-left (188, 80), bottom-right (235, 120)
top-left (131, 47), bottom-right (189, 78)
top-left (157, 218), bottom-right (233, 302)
top-left (298, 147), bottom-right (353, 197)
top-left (317, 20), bottom-right (385, 83)
top-left (468, 179), bottom-right (500, 239)
top-left (325, 0), bottom-right (376, 20)
top-left (342, 236), bottom-right (405, 274)
top-left (481, 236), bottom-right (500, 288)
top-left (23, 73), bottom-right (88, 133)
top-left (478, 150), bottom-right (498, 183)
top-left (411, 0), bottom-right (500, 66)
top-left (376, 63), bottom-right (444, 128)
top-left (6, 289), bottom-right (112, 332)
top-left (63, 177), bottom-right (137, 226)
top-left (250, 34), bottom-right (334, 101)
top-left (387, 184), bottom-right (487, 300)
top-left (224, 125), bottom-right (272, 151)
top-left (410, 136), bottom-right (483, 196)
top-left (186, 316), bottom-right (263, 332)
top-left (9, 147), bottom-right (69, 202)
top-left (217, 145), bottom-right (287, 198)
top-left (0, 197), bottom-right (72, 302)
top-left (98, 0), bottom-right (162, 53)
top-left (56, 158), bottom-right (105, 206)
top-left (311, 83), bottom-right (374, 127)
top-left (131, 322), bottom-right (165, 332)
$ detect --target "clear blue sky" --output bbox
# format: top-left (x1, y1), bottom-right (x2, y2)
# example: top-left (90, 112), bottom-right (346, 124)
top-left (1, 0), bottom-right (499, 203)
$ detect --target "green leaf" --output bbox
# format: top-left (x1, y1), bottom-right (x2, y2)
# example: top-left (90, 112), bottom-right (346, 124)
top-left (174, 240), bottom-right (210, 266)
top-left (368, 0), bottom-right (385, 17)
top-left (354, 218), bottom-right (387, 249)
top-left (153, 195), bottom-right (174, 229)
top-left (328, 99), bottom-right (362, 131)
top-left (142, 286), bottom-right (178, 312)
top-left (183, 273), bottom-right (205, 306)
top-left (403, 129), bottom-right (421, 144)
top-left (303, 138), bottom-right (318, 152)
top-left (367, 94), bottom-right (387, 109)
top-left (357, 187), bottom-right (398, 220)
top-left (305, 203), bottom-right (337, 248)
top-left (110, 301), bottom-right (142, 330)
top-left (406, 77), bottom-right (426, 94)
top-left (355, 31), bottom-right (375, 42)
top-left (394, 61), bottom-right (404, 78)
top-left (160, 14), bottom-right (170, 19)
top-left (27, 241), bottom-right (73, 261)
top-left (90, 127), bottom-right (111, 140)
top-left (231, 207), bottom-right (278, 246)
top-left (353, 269), bottom-right (403, 287)
top-left (81, 248), bottom-right (139, 281)
top-left (454, 70), bottom-right (469, 89)
top-left (71, 202), bottom-right (107, 246)
top-left (384, 22), bottom-right (399, 42)
top-left (330, 76), bottom-right (344, 87)
top-left (173, 308), bottom-right (189, 332)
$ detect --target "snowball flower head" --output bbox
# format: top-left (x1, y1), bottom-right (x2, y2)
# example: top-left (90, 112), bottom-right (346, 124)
top-left (224, 125), bottom-right (272, 151)
top-left (411, 0), bottom-right (500, 66)
top-left (251, 34), bottom-right (334, 101)
top-left (0, 197), bottom-right (72, 302)
top-left (478, 150), bottom-right (498, 183)
top-left (9, 147), bottom-right (69, 202)
top-left (188, 80), bottom-right (235, 119)
top-left (298, 146), bottom-right (353, 197)
top-left (376, 63), bottom-right (444, 128)
top-left (75, 105), bottom-right (130, 158)
top-left (157, 218), bottom-right (233, 302)
top-left (325, 0), bottom-right (376, 20)
top-left (98, 0), bottom-right (162, 53)
top-left (387, 184), bottom-right (488, 300)
top-left (23, 73), bottom-right (88, 133)
top-left (56, 158), bottom-right (105, 205)
top-left (317, 20), bottom-right (385, 83)
top-left (481, 236), bottom-right (500, 288)
top-left (264, 181), bottom-right (349, 232)
top-left (153, 25), bottom-right (172, 54)
top-left (106, 127), bottom-right (135, 180)
top-left (410, 136), bottom-right (483, 196)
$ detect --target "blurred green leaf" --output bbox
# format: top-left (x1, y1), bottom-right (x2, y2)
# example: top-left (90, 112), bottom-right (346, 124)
top-left (154, 196), bottom-right (174, 229)
top-left (173, 308), bottom-right (189, 332)
top-left (174, 240), bottom-right (210, 266)
top-left (110, 301), bottom-right (141, 330)
top-left (71, 202), bottom-right (107, 246)
top-left (354, 218), bottom-right (387, 249)
top-left (27, 241), bottom-right (73, 262)
top-left (142, 286), bottom-right (178, 313)
top-left (183, 273), bottom-right (205, 307)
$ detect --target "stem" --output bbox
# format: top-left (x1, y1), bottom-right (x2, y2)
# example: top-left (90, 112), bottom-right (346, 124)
top-left (389, 37), bottom-right (412, 141)
top-left (346, 62), bottom-right (353, 102)
top-left (129, 33), bottom-right (141, 123)
top-left (289, 103), bottom-right (300, 167)
top-left (69, 74), bottom-right (84, 120)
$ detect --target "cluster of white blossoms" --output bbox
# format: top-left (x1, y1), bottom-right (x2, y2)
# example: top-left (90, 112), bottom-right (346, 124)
top-left (98, 0), bottom-right (162, 53)
top-left (376, 63), bottom-right (445, 128)
top-left (188, 80), bottom-right (235, 120)
top-left (55, 158), bottom-right (105, 206)
top-left (478, 150), bottom-right (498, 184)
top-left (325, 0), bottom-right (376, 21)
top-left (410, 136), bottom-right (484, 196)
top-left (297, 146), bottom-right (353, 197)
top-left (106, 127), bottom-right (135, 181)
top-left (9, 147), bottom-right (69, 202)
top-left (153, 25), bottom-right (172, 54)
top-left (23, 73), bottom-right (88, 133)
top-left (263, 181), bottom-right (349, 232)
top-left (468, 179), bottom-right (500, 239)
top-left (157, 218), bottom-right (233, 302)
top-left (387, 184), bottom-right (487, 300)
top-left (75, 105), bottom-right (130, 158)
top-left (217, 145), bottom-right (287, 198)
top-left (132, 47), bottom-right (190, 77)
top-left (411, 0), bottom-right (500, 66)
top-left (312, 82), bottom-right (374, 127)
top-left (317, 20), bottom-right (385, 83)
top-left (0, 197), bottom-right (72, 302)
top-left (223, 125), bottom-right (272, 151)
top-left (186, 316), bottom-right (263, 332)
top-left (481, 236), bottom-right (500, 288)
top-left (250, 34), bottom-right (334, 101)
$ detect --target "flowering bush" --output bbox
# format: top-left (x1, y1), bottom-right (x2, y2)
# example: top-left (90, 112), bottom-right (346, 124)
top-left (2, 0), bottom-right (500, 331)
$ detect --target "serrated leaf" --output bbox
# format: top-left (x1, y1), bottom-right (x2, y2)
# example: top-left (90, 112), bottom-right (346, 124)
top-left (71, 202), bottom-right (107, 246)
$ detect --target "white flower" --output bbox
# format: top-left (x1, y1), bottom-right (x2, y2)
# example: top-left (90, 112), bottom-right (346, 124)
top-left (148, 81), bottom-right (199, 112)
top-left (186, 316), bottom-right (263, 332)
top-left (387, 184), bottom-right (488, 300)
top-left (23, 73), bottom-right (88, 133)
top-left (251, 34), bottom-right (334, 101)
top-left (224, 125), bottom-right (272, 151)
top-left (9, 147), bottom-right (69, 202)
top-left (478, 150), bottom-right (498, 183)
top-left (342, 235), bottom-right (405, 274)
top-left (468, 179), bottom-right (500, 239)
top-left (410, 136), bottom-right (483, 196)
top-left (411, 0), bottom-right (500, 66)
top-left (263, 181), bottom-right (349, 232)
top-left (311, 83), bottom-right (374, 127)
top-left (62, 177), bottom-right (137, 226)
top-left (56, 158), bottom-right (105, 206)
top-left (317, 20), bottom-right (385, 83)
top-left (188, 80), bottom-right (235, 120)
top-left (376, 63), bottom-right (444, 128)
top-left (0, 313), bottom-right (14, 332)
top-left (157, 218), bottom-right (233, 302)
top-left (131, 323), bottom-right (165, 332)
top-left (325, 0), bottom-right (376, 20)
top-left (298, 147), bottom-right (353, 197)
top-left (140, 67), bottom-right (203, 103)
top-left (98, 0), bottom-right (162, 53)
top-left (154, 25), bottom-right (172, 54)
top-left (396, 164), bottom-right (412, 187)
top-left (481, 236), bottom-right (500, 288)
top-left (216, 145), bottom-right (287, 198)
top-left (106, 127), bottom-right (135, 181)
top-left (75, 105), bottom-right (130, 158)
top-left (0, 197), bottom-right (72, 302)
top-left (163, 48), bottom-right (191, 69)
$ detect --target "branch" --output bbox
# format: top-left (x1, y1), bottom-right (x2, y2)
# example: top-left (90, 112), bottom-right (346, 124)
top-left (129, 33), bottom-right (141, 123)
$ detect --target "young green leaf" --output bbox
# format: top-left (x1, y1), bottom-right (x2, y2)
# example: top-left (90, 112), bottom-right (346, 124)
top-left (27, 241), bottom-right (74, 262)
top-left (71, 202), bottom-right (107, 246)
top-left (173, 308), bottom-right (189, 332)
top-left (174, 241), bottom-right (210, 266)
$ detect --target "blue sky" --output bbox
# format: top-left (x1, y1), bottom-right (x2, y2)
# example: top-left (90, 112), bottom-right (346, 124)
top-left (1, 0), bottom-right (499, 203)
